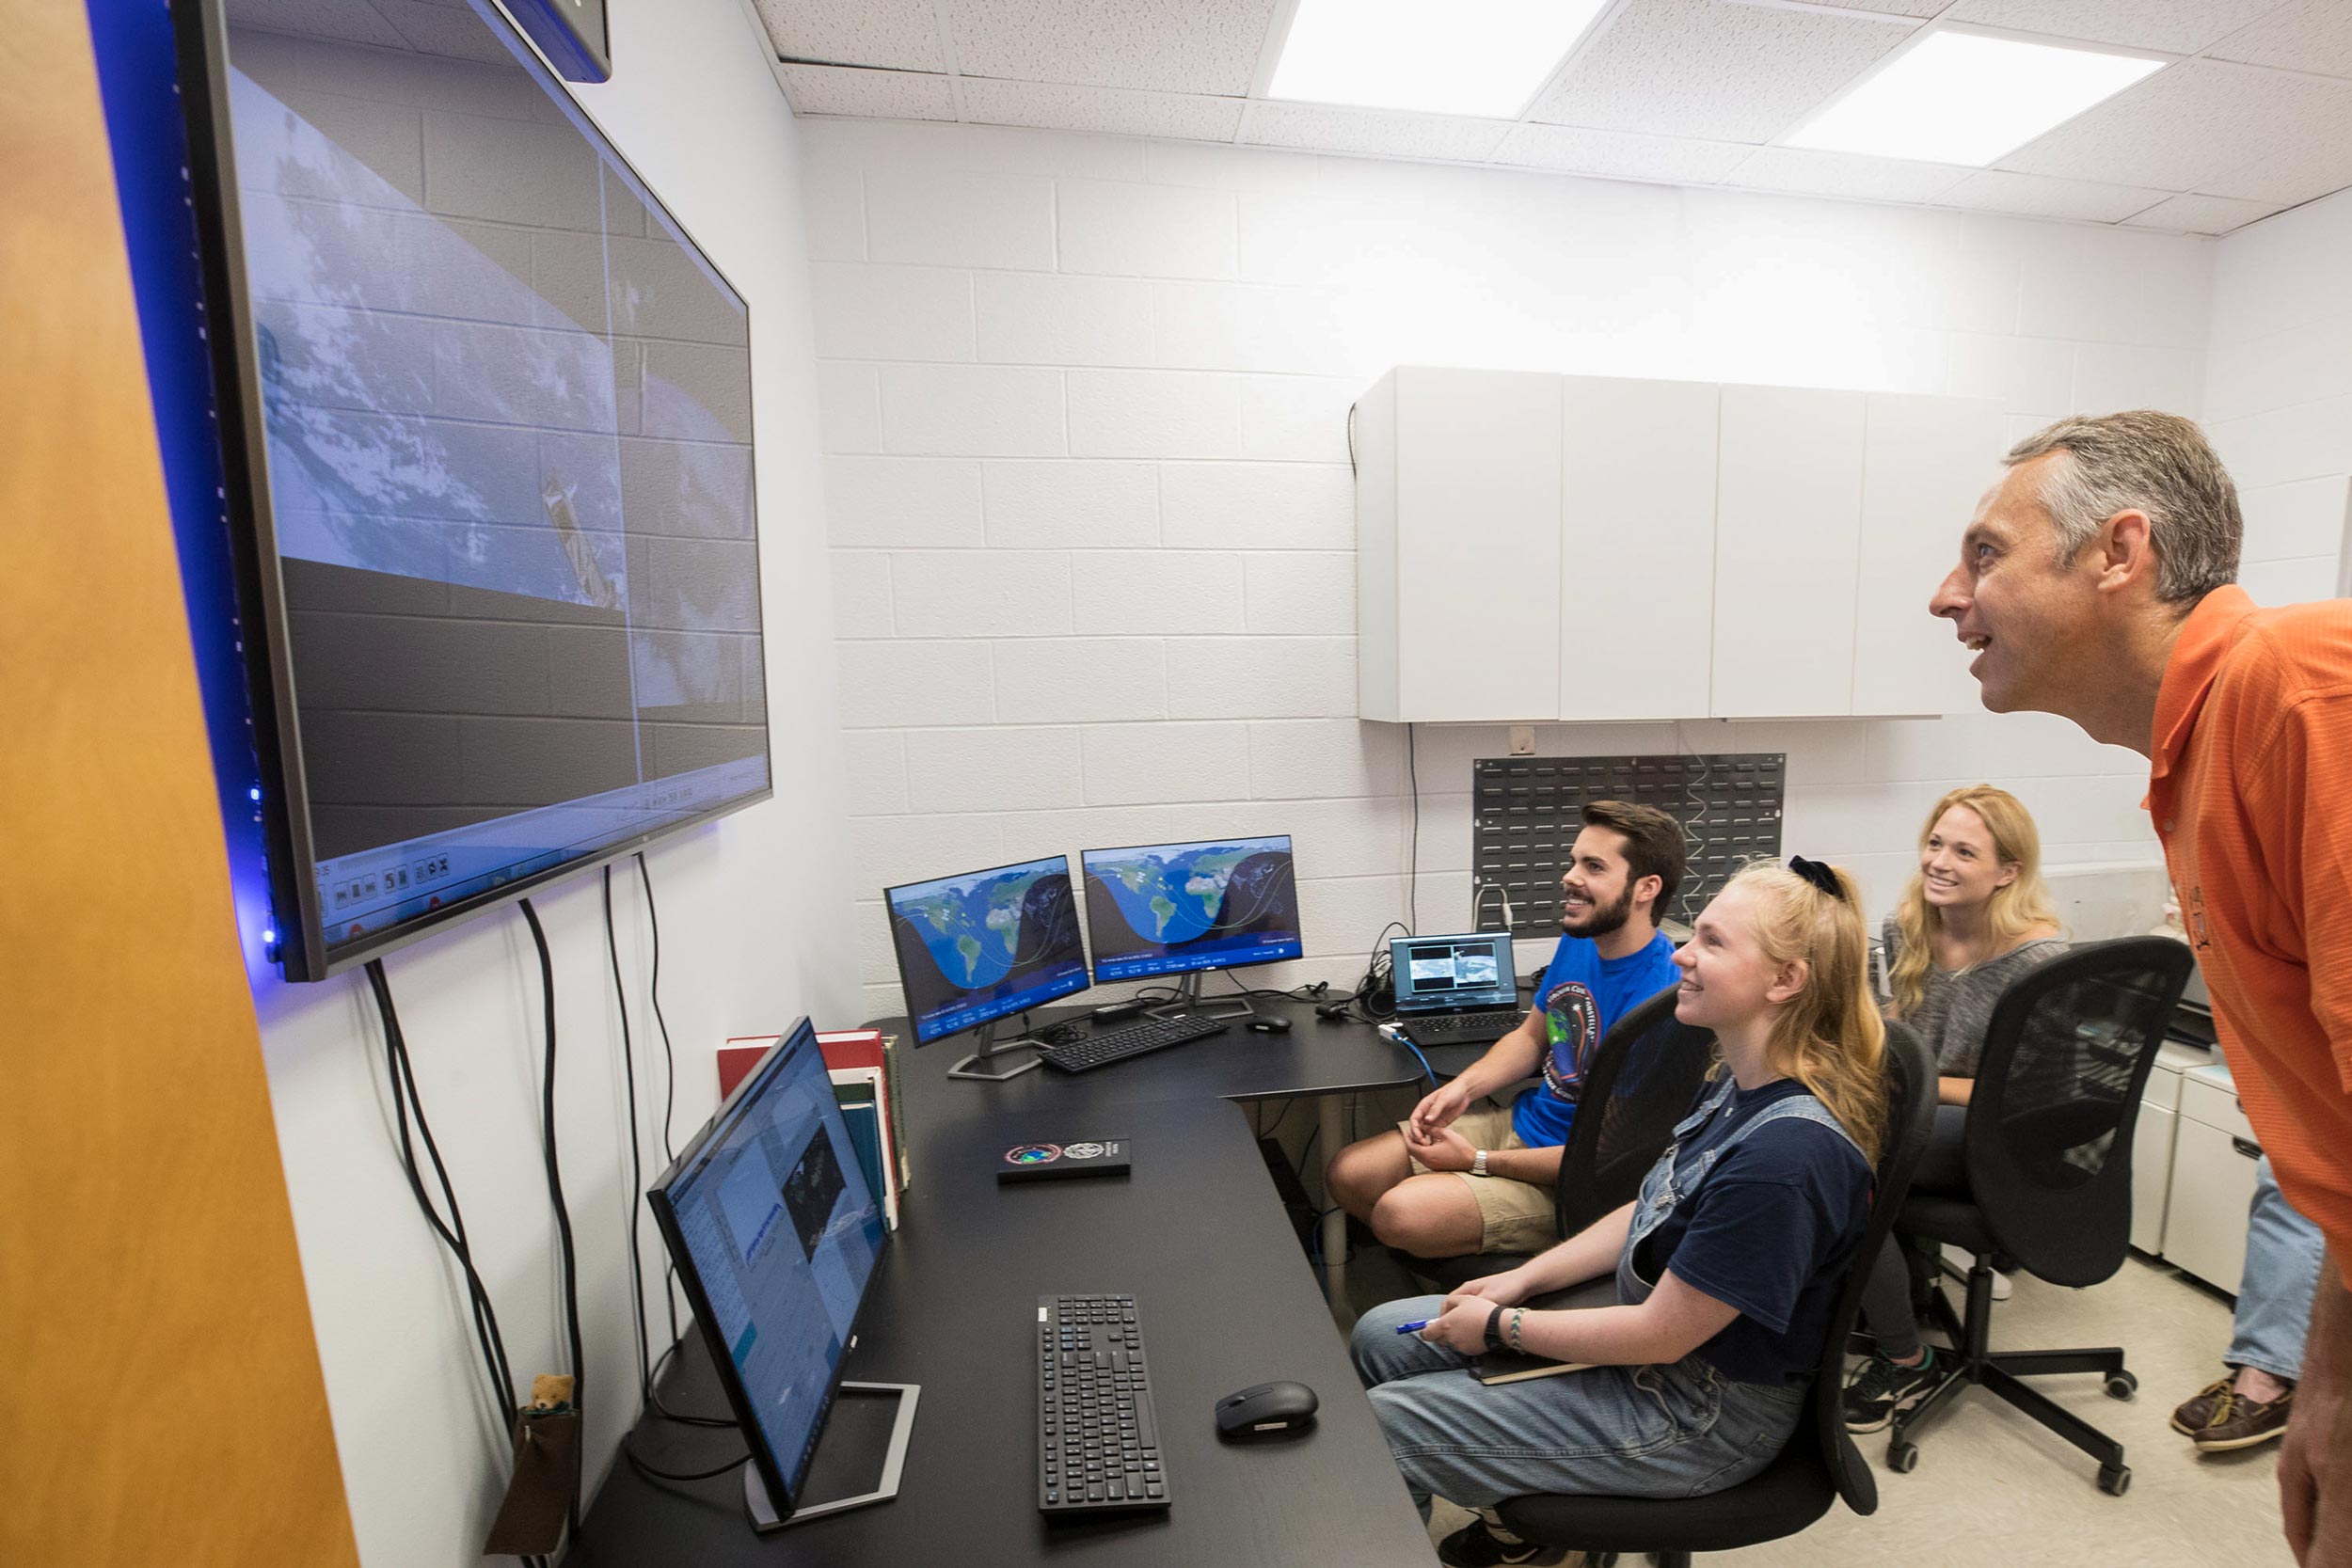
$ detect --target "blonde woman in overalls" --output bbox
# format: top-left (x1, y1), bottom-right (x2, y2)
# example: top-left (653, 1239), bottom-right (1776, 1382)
top-left (1350, 858), bottom-right (1889, 1568)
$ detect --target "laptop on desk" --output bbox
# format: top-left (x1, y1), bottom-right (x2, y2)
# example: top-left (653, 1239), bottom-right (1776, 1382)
top-left (1390, 932), bottom-right (1527, 1049)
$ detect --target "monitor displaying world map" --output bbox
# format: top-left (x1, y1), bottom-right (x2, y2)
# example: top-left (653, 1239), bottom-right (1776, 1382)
top-left (884, 855), bottom-right (1090, 1044)
top-left (1081, 836), bottom-right (1303, 983)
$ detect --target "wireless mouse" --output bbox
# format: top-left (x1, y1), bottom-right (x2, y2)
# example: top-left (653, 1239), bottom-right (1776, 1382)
top-left (1215, 1380), bottom-right (1318, 1437)
top-left (1246, 1016), bottom-right (1293, 1034)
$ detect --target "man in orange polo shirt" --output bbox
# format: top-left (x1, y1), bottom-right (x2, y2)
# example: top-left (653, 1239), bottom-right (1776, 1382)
top-left (1929, 410), bottom-right (2352, 1566)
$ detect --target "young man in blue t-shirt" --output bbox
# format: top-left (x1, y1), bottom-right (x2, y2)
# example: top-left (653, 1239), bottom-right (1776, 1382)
top-left (1328, 800), bottom-right (1686, 1259)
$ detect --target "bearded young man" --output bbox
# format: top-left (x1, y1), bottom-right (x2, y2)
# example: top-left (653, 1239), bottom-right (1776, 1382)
top-left (1930, 410), bottom-right (2352, 1567)
top-left (1326, 800), bottom-right (1686, 1260)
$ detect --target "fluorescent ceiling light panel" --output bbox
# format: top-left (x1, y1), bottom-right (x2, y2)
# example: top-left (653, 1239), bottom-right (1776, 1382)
top-left (1785, 28), bottom-right (2164, 166)
top-left (1268, 0), bottom-right (1610, 119)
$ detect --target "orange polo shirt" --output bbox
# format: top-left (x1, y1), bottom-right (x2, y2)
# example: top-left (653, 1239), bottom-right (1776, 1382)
top-left (2147, 585), bottom-right (2352, 1283)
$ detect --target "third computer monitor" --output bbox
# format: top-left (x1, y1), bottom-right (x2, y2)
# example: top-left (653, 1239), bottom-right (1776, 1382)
top-left (884, 854), bottom-right (1091, 1045)
top-left (1080, 835), bottom-right (1303, 984)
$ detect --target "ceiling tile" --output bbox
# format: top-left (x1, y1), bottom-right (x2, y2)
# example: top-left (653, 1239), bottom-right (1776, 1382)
top-left (780, 64), bottom-right (958, 120)
top-left (754, 0), bottom-right (946, 72)
top-left (1940, 0), bottom-right (2283, 55)
top-left (1490, 123), bottom-right (1755, 182)
top-left (947, 0), bottom-right (1276, 95)
top-left (1243, 103), bottom-right (1512, 162)
top-left (372, 0), bottom-right (511, 63)
top-left (2123, 193), bottom-right (2288, 234)
top-left (1726, 147), bottom-right (1969, 202)
top-left (2201, 129), bottom-right (2352, 204)
top-left (1938, 169), bottom-right (2173, 222)
top-left (961, 79), bottom-right (1243, 142)
top-left (227, 0), bottom-right (406, 48)
top-left (2209, 0), bottom-right (2352, 81)
top-left (1800, 0), bottom-right (1945, 15)
top-left (1528, 0), bottom-right (1917, 143)
top-left (1998, 59), bottom-right (2352, 194)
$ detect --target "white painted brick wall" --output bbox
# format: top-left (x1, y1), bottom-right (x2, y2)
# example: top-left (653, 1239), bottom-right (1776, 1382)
top-left (799, 119), bottom-right (2258, 1010)
top-left (2206, 188), bottom-right (2352, 605)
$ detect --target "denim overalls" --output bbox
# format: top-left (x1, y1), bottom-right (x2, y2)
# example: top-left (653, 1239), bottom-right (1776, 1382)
top-left (1350, 1076), bottom-right (1861, 1517)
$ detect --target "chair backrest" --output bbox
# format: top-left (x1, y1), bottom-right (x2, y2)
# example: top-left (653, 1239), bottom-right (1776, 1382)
top-left (1963, 936), bottom-right (2196, 1287)
top-left (1552, 984), bottom-right (1722, 1238)
top-left (1811, 1020), bottom-right (1939, 1518)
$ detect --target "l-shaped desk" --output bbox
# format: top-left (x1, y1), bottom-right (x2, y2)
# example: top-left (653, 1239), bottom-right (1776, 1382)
top-left (575, 997), bottom-right (1483, 1567)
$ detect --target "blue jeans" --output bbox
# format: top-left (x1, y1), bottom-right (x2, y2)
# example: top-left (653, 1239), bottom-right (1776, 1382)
top-left (1349, 1294), bottom-right (1807, 1519)
top-left (2229, 1157), bottom-right (2326, 1381)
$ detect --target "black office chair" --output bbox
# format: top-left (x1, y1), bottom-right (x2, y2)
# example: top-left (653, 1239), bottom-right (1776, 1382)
top-left (1492, 1022), bottom-right (1940, 1568)
top-left (1883, 935), bottom-right (2196, 1494)
top-left (1395, 985), bottom-right (1719, 1292)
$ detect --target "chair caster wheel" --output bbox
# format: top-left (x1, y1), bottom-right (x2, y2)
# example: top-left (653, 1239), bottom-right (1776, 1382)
top-left (2099, 1465), bottom-right (2132, 1497)
top-left (1887, 1441), bottom-right (1919, 1473)
top-left (2105, 1371), bottom-right (2137, 1400)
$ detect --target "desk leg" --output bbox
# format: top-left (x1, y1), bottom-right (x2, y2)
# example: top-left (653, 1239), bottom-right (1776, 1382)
top-left (1319, 1095), bottom-right (1348, 1314)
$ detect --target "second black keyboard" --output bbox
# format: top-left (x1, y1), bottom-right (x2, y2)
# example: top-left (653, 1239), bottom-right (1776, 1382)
top-left (1040, 1293), bottom-right (1168, 1514)
top-left (1038, 1013), bottom-right (1228, 1073)
top-left (1406, 1009), bottom-right (1525, 1036)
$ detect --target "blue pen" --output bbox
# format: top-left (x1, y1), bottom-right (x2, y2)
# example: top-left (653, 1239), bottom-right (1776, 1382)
top-left (1395, 1319), bottom-right (1432, 1335)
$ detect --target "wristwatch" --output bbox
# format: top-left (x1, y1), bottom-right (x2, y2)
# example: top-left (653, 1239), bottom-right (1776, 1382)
top-left (1471, 1148), bottom-right (1489, 1178)
top-left (1485, 1303), bottom-right (1508, 1353)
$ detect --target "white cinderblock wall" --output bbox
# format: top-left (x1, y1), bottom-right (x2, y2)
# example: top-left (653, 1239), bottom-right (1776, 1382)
top-left (2206, 185), bottom-right (2352, 607)
top-left (800, 119), bottom-right (2201, 1017)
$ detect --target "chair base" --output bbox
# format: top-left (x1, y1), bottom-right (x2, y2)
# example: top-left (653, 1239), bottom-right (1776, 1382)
top-left (1887, 1253), bottom-right (2135, 1492)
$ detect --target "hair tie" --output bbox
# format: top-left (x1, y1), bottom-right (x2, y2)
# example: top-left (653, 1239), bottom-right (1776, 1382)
top-left (1788, 856), bottom-right (1844, 900)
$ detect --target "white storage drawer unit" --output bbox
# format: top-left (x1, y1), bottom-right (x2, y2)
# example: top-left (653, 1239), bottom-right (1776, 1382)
top-left (1355, 367), bottom-right (2003, 723)
top-left (2129, 1040), bottom-right (2215, 1257)
top-left (2164, 1063), bottom-right (2263, 1295)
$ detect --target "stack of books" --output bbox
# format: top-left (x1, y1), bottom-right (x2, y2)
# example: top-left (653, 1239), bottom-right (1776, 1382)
top-left (719, 1028), bottom-right (909, 1228)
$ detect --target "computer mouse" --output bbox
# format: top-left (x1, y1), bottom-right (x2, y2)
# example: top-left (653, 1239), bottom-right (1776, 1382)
top-left (1246, 1016), bottom-right (1294, 1034)
top-left (1215, 1380), bottom-right (1318, 1437)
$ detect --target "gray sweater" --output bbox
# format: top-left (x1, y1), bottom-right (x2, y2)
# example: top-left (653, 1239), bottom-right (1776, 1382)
top-left (1881, 917), bottom-right (2069, 1079)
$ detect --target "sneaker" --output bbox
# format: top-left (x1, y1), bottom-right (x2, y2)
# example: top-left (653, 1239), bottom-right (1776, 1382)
top-left (1939, 1243), bottom-right (2012, 1301)
top-left (2170, 1373), bottom-right (2234, 1436)
top-left (1844, 1347), bottom-right (1940, 1433)
top-left (1436, 1517), bottom-right (1566, 1568)
top-left (2194, 1383), bottom-right (2296, 1452)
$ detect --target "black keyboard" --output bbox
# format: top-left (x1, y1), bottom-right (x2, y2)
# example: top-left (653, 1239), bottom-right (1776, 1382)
top-left (1038, 1013), bottom-right (1228, 1073)
top-left (1406, 1009), bottom-right (1524, 1036)
top-left (1039, 1293), bottom-right (1168, 1514)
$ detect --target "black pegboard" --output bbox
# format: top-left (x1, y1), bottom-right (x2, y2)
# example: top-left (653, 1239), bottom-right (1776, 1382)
top-left (1471, 752), bottom-right (1786, 937)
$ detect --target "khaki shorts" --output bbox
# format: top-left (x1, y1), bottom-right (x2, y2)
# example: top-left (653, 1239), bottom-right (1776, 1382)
top-left (1400, 1101), bottom-right (1560, 1256)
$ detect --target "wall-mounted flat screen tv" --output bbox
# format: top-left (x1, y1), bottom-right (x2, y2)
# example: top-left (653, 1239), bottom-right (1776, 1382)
top-left (173, 0), bottom-right (771, 980)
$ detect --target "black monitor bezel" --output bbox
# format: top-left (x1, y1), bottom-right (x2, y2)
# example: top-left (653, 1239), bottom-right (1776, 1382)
top-left (644, 1017), bottom-right (889, 1518)
top-left (882, 853), bottom-right (1092, 1046)
top-left (170, 0), bottom-right (774, 982)
top-left (1077, 833), bottom-right (1304, 984)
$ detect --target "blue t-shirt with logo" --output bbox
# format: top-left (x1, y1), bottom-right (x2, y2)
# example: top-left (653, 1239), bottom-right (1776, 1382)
top-left (1508, 930), bottom-right (1680, 1148)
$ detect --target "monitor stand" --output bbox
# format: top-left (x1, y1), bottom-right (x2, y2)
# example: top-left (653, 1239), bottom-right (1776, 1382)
top-left (1146, 969), bottom-right (1262, 1023)
top-left (946, 1016), bottom-right (1045, 1082)
top-left (746, 1382), bottom-right (920, 1532)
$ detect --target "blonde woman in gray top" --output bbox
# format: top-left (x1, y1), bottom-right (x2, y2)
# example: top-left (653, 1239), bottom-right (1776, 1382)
top-left (1844, 786), bottom-right (2066, 1432)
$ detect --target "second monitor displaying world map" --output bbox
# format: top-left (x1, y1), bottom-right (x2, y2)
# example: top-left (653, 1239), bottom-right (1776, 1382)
top-left (885, 855), bottom-right (1091, 1044)
top-left (1081, 836), bottom-right (1303, 982)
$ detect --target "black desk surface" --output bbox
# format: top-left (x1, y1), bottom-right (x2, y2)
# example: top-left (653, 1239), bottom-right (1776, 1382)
top-left (574, 998), bottom-right (1447, 1567)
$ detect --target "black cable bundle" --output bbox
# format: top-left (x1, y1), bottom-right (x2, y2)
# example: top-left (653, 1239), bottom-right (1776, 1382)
top-left (363, 959), bottom-right (549, 1568)
top-left (602, 865), bottom-right (652, 1408)
top-left (635, 851), bottom-right (685, 1353)
top-left (516, 898), bottom-right (585, 1539)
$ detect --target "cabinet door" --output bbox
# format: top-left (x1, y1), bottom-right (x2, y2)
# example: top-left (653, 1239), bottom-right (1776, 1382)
top-left (1560, 376), bottom-right (1717, 721)
top-left (2130, 1100), bottom-right (2176, 1255)
top-left (1393, 368), bottom-right (1564, 721)
top-left (1853, 393), bottom-right (2005, 716)
top-left (1710, 385), bottom-right (1865, 718)
top-left (2166, 1117), bottom-right (2262, 1295)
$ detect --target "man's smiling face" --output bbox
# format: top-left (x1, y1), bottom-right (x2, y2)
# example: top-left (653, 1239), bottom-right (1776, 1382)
top-left (1930, 454), bottom-right (2106, 717)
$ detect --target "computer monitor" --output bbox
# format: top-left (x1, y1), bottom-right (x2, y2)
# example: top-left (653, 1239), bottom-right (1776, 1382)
top-left (647, 1019), bottom-right (888, 1524)
top-left (884, 854), bottom-right (1090, 1080)
top-left (1080, 836), bottom-right (1304, 995)
top-left (1391, 931), bottom-right (1520, 1016)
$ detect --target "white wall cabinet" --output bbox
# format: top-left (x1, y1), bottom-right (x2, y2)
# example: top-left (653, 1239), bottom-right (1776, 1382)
top-left (1356, 367), bottom-right (2000, 724)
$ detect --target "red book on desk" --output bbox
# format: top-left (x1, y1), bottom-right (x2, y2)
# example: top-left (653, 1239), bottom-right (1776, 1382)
top-left (717, 1029), bottom-right (909, 1192)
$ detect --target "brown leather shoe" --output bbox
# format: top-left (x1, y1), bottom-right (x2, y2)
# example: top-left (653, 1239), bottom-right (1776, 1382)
top-left (2193, 1385), bottom-right (2295, 1451)
top-left (2171, 1374), bottom-right (2233, 1436)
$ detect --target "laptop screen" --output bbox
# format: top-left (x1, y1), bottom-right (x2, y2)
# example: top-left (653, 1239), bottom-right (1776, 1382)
top-left (1391, 933), bottom-right (1519, 1014)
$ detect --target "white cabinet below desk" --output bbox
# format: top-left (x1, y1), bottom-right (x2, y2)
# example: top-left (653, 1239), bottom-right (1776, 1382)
top-left (2163, 1063), bottom-right (2261, 1296)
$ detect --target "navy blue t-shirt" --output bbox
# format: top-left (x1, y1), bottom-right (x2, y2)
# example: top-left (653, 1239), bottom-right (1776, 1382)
top-left (1629, 1077), bottom-right (1873, 1387)
top-left (1509, 931), bottom-right (1679, 1148)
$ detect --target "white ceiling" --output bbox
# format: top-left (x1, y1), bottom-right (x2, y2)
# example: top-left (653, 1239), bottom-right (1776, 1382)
top-left (751, 0), bottom-right (2352, 234)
